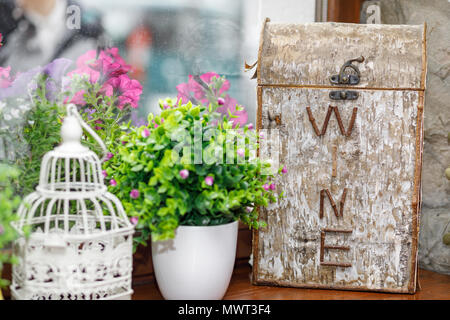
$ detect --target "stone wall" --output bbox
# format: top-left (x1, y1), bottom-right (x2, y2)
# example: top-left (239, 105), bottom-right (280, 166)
top-left (379, 0), bottom-right (450, 275)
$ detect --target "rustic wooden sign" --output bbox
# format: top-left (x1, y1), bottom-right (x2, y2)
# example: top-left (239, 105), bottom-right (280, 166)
top-left (252, 19), bottom-right (427, 293)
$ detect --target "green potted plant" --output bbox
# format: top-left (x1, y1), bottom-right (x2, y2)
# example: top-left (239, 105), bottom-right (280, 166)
top-left (105, 74), bottom-right (284, 299)
top-left (0, 164), bottom-right (20, 300)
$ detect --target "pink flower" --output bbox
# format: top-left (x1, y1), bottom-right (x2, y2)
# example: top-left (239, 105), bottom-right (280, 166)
top-left (281, 166), bottom-right (288, 174)
top-left (217, 97), bottom-right (225, 105)
top-left (179, 169), bottom-right (189, 179)
top-left (68, 48), bottom-right (132, 85)
top-left (105, 152), bottom-right (114, 161)
top-left (102, 74), bottom-right (142, 109)
top-left (67, 90), bottom-right (87, 106)
top-left (176, 72), bottom-right (230, 104)
top-left (0, 66), bottom-right (13, 88)
top-left (130, 216), bottom-right (139, 225)
top-left (269, 183), bottom-right (276, 190)
top-left (109, 179), bottom-right (117, 186)
top-left (205, 176), bottom-right (214, 186)
top-left (263, 184), bottom-right (269, 191)
top-left (163, 102), bottom-right (170, 109)
top-left (141, 128), bottom-right (150, 138)
top-left (67, 50), bottom-right (100, 84)
top-left (216, 96), bottom-right (248, 127)
top-left (247, 123), bottom-right (254, 130)
top-left (102, 170), bottom-right (108, 178)
top-left (130, 189), bottom-right (140, 199)
top-left (237, 148), bottom-right (245, 157)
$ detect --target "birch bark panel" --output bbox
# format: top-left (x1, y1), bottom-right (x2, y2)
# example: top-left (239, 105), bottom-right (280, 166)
top-left (255, 88), bottom-right (418, 291)
top-left (259, 22), bottom-right (423, 89)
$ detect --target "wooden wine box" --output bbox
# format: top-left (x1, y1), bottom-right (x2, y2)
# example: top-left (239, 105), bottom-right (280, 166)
top-left (252, 20), bottom-right (427, 293)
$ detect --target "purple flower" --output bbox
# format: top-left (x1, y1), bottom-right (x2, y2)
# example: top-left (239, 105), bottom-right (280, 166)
top-left (205, 176), bottom-right (214, 186)
top-left (142, 128), bottom-right (150, 138)
top-left (43, 58), bottom-right (73, 102)
top-left (109, 179), bottom-right (117, 186)
top-left (102, 170), bottom-right (108, 178)
top-left (269, 183), bottom-right (276, 190)
top-left (130, 189), bottom-right (140, 199)
top-left (263, 184), bottom-right (269, 191)
top-left (131, 111), bottom-right (147, 127)
top-left (217, 97), bottom-right (225, 105)
top-left (281, 166), bottom-right (288, 174)
top-left (237, 148), bottom-right (245, 157)
top-left (95, 126), bottom-right (102, 131)
top-left (105, 152), bottom-right (114, 161)
top-left (0, 65), bottom-right (42, 100)
top-left (130, 216), bottom-right (139, 225)
top-left (179, 169), bottom-right (189, 179)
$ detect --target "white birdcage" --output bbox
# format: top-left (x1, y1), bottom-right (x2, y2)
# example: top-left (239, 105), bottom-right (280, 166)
top-left (10, 104), bottom-right (135, 300)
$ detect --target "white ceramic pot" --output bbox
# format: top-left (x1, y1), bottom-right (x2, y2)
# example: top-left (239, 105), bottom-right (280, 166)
top-left (151, 220), bottom-right (239, 300)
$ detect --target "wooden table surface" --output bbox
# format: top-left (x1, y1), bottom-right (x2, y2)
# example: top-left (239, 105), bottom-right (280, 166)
top-left (132, 264), bottom-right (450, 300)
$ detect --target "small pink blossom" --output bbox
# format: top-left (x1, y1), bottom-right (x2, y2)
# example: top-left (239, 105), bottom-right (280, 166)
top-left (130, 189), bottom-right (140, 199)
top-left (109, 179), bottom-right (117, 186)
top-left (130, 217), bottom-right (139, 225)
top-left (282, 166), bottom-right (288, 174)
top-left (95, 126), bottom-right (102, 131)
top-left (0, 66), bottom-right (13, 88)
top-left (141, 128), bottom-right (150, 138)
top-left (217, 97), bottom-right (225, 105)
top-left (102, 170), bottom-right (108, 178)
top-left (163, 102), bottom-right (170, 109)
top-left (105, 152), bottom-right (114, 161)
top-left (237, 148), bottom-right (245, 157)
top-left (269, 183), bottom-right (276, 190)
top-left (247, 123), bottom-right (254, 130)
top-left (205, 176), bottom-right (214, 186)
top-left (179, 169), bottom-right (189, 179)
top-left (263, 184), bottom-right (270, 191)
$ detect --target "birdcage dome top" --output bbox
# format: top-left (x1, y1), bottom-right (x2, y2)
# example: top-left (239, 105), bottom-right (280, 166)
top-left (36, 105), bottom-right (108, 196)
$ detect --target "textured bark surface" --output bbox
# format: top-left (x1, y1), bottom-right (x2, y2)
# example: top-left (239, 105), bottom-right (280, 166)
top-left (379, 0), bottom-right (450, 276)
top-left (259, 22), bottom-right (423, 89)
top-left (253, 22), bottom-right (425, 292)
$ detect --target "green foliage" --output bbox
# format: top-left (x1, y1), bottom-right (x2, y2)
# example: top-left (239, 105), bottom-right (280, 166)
top-left (105, 99), bottom-right (284, 246)
top-left (0, 164), bottom-right (20, 288)
top-left (14, 78), bottom-right (63, 196)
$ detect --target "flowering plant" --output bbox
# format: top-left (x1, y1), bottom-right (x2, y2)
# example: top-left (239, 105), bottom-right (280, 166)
top-left (0, 46), bottom-right (142, 195)
top-left (0, 164), bottom-right (20, 288)
top-left (66, 47), bottom-right (143, 154)
top-left (105, 97), bottom-right (284, 244)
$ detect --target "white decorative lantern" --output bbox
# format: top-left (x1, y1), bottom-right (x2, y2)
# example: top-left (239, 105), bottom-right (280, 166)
top-left (10, 104), bottom-right (134, 300)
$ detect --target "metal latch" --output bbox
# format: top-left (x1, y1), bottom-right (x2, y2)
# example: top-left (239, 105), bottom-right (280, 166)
top-left (329, 90), bottom-right (358, 100)
top-left (329, 56), bottom-right (365, 85)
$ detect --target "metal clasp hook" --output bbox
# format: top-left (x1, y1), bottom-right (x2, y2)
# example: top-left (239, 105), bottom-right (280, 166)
top-left (329, 56), bottom-right (365, 85)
